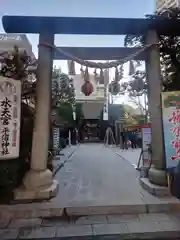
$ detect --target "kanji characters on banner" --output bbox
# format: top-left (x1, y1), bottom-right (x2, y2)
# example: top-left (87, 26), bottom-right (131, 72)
top-left (162, 91), bottom-right (180, 170)
top-left (0, 77), bottom-right (21, 159)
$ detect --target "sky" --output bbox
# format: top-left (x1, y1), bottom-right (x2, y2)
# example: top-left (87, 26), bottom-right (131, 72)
top-left (0, 0), bottom-right (155, 105)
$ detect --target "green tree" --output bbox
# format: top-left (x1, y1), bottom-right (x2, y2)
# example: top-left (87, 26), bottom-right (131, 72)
top-left (124, 7), bottom-right (180, 92)
top-left (75, 103), bottom-right (84, 127)
top-left (52, 69), bottom-right (84, 127)
top-left (123, 104), bottom-right (146, 125)
top-left (52, 69), bottom-right (75, 105)
top-left (121, 7), bottom-right (180, 124)
top-left (120, 76), bottom-right (148, 123)
top-left (56, 102), bottom-right (74, 126)
top-left (52, 69), bottom-right (75, 125)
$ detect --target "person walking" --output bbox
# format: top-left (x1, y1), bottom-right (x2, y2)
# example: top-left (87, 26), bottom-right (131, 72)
top-left (137, 128), bottom-right (142, 148)
top-left (122, 128), bottom-right (128, 150)
top-left (128, 131), bottom-right (137, 149)
top-left (75, 127), bottom-right (79, 144)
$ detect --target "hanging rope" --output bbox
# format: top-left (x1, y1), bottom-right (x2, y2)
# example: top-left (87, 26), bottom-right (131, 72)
top-left (39, 43), bottom-right (156, 69)
top-left (0, 43), bottom-right (157, 71)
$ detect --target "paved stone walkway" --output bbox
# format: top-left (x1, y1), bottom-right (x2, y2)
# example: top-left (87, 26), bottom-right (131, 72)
top-left (1, 144), bottom-right (180, 238)
top-left (1, 213), bottom-right (180, 239)
top-left (52, 145), bottom-right (78, 176)
top-left (113, 147), bottom-right (141, 168)
top-left (0, 144), bottom-right (180, 223)
top-left (52, 144), bottom-right (180, 209)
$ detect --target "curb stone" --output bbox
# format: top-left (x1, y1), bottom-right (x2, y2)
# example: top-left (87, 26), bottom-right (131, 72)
top-left (53, 145), bottom-right (79, 177)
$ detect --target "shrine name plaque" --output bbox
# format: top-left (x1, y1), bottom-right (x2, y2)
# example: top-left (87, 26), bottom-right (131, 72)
top-left (0, 76), bottom-right (21, 159)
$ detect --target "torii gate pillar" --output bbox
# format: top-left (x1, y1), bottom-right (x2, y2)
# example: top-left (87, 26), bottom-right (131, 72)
top-left (145, 30), bottom-right (167, 186)
top-left (14, 33), bottom-right (59, 200)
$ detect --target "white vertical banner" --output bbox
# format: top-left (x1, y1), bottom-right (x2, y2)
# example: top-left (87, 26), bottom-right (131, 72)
top-left (73, 111), bottom-right (76, 121)
top-left (142, 125), bottom-right (151, 167)
top-left (0, 76), bottom-right (21, 159)
top-left (68, 130), bottom-right (71, 146)
top-left (103, 85), bottom-right (109, 121)
top-left (68, 74), bottom-right (76, 121)
top-left (103, 69), bottom-right (109, 121)
top-left (53, 127), bottom-right (60, 149)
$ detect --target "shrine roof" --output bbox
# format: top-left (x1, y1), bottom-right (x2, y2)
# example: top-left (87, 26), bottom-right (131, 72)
top-left (2, 15), bottom-right (180, 36)
top-left (54, 47), bottom-right (146, 60)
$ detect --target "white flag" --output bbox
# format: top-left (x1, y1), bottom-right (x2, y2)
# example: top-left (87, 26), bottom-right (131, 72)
top-left (103, 86), bottom-right (109, 121)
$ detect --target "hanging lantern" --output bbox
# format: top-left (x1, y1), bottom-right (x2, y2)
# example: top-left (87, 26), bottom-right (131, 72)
top-left (81, 81), bottom-right (94, 96)
top-left (81, 67), bottom-right (94, 96)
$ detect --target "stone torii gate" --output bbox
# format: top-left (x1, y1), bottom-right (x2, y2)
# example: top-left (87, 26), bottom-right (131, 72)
top-left (2, 15), bottom-right (180, 200)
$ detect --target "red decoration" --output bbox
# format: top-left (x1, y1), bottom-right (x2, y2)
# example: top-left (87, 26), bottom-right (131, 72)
top-left (81, 81), bottom-right (94, 96)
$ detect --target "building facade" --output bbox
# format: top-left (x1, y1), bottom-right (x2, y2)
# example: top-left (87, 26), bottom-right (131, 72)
top-left (156, 0), bottom-right (180, 12)
top-left (0, 33), bottom-right (35, 58)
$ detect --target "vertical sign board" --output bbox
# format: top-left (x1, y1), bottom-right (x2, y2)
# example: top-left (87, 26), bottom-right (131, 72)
top-left (69, 76), bottom-right (76, 121)
top-left (162, 91), bottom-right (180, 171)
top-left (103, 86), bottom-right (108, 121)
top-left (0, 77), bottom-right (21, 159)
top-left (142, 124), bottom-right (151, 167)
top-left (53, 127), bottom-right (60, 149)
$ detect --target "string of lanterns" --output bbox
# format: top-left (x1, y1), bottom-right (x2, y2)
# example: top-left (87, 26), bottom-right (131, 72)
top-left (68, 60), bottom-right (134, 96)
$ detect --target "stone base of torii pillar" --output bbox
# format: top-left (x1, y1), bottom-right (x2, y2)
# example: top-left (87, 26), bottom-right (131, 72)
top-left (14, 33), bottom-right (59, 201)
top-left (14, 170), bottom-right (59, 200)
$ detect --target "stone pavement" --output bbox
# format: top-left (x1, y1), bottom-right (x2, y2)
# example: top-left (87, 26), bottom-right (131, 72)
top-left (112, 147), bottom-right (141, 169)
top-left (54, 143), bottom-right (142, 207)
top-left (1, 213), bottom-right (180, 239)
top-left (53, 144), bottom-right (179, 210)
top-left (0, 144), bottom-right (180, 224)
top-left (52, 145), bottom-right (78, 176)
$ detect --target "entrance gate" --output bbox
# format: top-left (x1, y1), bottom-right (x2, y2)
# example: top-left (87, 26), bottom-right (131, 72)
top-left (2, 15), bottom-right (179, 200)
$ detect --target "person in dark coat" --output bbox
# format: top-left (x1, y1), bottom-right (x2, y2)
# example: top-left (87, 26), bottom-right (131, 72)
top-left (121, 129), bottom-right (128, 149)
top-left (128, 131), bottom-right (137, 149)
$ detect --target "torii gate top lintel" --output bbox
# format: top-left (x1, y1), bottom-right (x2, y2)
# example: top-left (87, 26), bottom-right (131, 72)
top-left (2, 15), bottom-right (180, 36)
